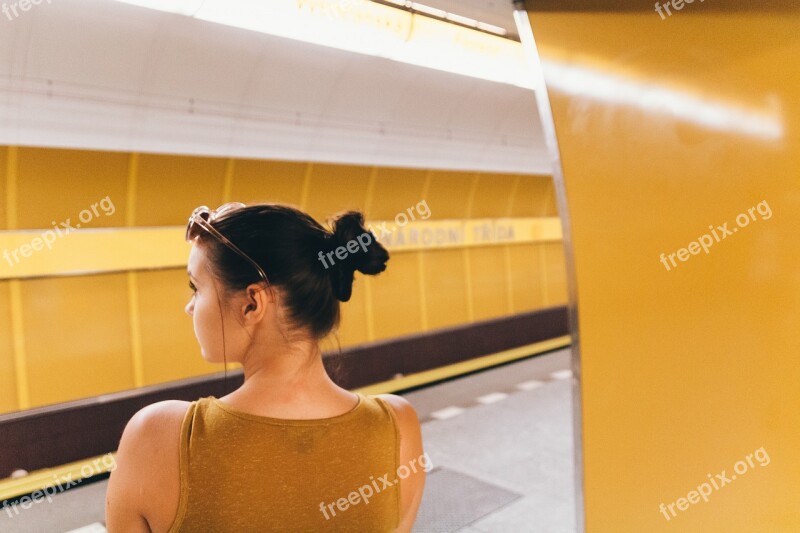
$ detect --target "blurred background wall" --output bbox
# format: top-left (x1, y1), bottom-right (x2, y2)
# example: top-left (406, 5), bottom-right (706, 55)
top-left (0, 147), bottom-right (566, 413)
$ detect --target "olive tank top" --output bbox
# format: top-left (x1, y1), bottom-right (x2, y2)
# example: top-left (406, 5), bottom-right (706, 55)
top-left (167, 392), bottom-right (401, 532)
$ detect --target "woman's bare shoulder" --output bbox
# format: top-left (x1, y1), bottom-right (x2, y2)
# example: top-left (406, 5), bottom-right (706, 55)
top-left (117, 400), bottom-right (192, 457)
top-left (106, 400), bottom-right (192, 532)
top-left (119, 399), bottom-right (193, 477)
top-left (375, 394), bottom-right (418, 423)
top-left (127, 400), bottom-right (193, 433)
top-left (374, 394), bottom-right (426, 533)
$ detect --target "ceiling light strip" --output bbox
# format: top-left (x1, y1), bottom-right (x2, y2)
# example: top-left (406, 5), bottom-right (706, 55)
top-left (114, 0), bottom-right (533, 89)
top-left (372, 0), bottom-right (512, 38)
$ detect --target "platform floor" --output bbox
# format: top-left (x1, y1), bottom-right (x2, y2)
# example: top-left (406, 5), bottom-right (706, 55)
top-left (0, 348), bottom-right (577, 532)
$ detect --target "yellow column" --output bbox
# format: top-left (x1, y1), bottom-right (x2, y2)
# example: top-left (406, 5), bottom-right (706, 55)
top-left (125, 153), bottom-right (144, 388)
top-left (504, 175), bottom-right (521, 313)
top-left (6, 147), bottom-right (29, 409)
top-left (299, 162), bottom-right (314, 211)
top-left (522, 2), bottom-right (800, 531)
top-left (462, 173), bottom-right (480, 322)
top-left (362, 167), bottom-right (378, 341)
top-left (221, 158), bottom-right (235, 203)
top-left (416, 171), bottom-right (432, 331)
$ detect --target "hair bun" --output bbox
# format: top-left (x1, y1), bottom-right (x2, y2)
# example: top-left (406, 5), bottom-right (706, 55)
top-left (326, 211), bottom-right (389, 302)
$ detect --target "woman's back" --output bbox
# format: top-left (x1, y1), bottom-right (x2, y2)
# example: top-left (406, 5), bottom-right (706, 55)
top-left (168, 392), bottom-right (401, 532)
top-left (106, 203), bottom-right (425, 531)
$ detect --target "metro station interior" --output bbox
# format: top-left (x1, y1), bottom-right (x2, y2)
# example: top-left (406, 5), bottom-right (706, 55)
top-left (0, 1), bottom-right (798, 532)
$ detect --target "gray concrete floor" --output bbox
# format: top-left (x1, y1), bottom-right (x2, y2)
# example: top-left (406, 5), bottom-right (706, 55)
top-left (0, 348), bottom-right (578, 532)
top-left (409, 347), bottom-right (577, 532)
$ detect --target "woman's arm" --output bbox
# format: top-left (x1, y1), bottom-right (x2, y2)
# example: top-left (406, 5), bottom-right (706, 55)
top-left (378, 394), bottom-right (427, 533)
top-left (105, 401), bottom-right (187, 533)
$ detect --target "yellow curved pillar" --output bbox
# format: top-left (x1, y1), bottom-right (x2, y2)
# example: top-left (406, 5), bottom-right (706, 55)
top-left (521, 2), bottom-right (800, 531)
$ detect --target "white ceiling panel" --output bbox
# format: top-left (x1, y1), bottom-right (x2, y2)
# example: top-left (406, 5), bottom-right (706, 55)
top-left (0, 0), bottom-right (549, 174)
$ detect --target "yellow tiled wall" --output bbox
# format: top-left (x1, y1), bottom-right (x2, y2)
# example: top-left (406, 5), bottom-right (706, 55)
top-left (525, 4), bottom-right (800, 530)
top-left (0, 146), bottom-right (567, 413)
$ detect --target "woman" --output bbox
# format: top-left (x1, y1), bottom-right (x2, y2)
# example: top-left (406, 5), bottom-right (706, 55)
top-left (106, 202), bottom-right (426, 532)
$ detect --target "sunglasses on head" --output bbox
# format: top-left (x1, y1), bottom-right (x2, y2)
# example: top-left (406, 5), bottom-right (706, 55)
top-left (185, 202), bottom-right (270, 289)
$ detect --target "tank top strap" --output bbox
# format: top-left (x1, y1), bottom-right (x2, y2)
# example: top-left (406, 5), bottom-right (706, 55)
top-left (167, 399), bottom-right (199, 533)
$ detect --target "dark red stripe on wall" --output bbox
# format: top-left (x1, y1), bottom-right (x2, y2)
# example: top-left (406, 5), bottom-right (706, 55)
top-left (0, 306), bottom-right (567, 477)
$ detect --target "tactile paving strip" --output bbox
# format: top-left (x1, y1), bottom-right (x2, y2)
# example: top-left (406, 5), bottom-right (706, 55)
top-left (413, 466), bottom-right (523, 532)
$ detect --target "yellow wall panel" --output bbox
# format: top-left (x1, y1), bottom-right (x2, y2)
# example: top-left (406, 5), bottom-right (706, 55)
top-left (511, 175), bottom-right (557, 217)
top-left (543, 242), bottom-right (568, 306)
top-left (15, 148), bottom-right (128, 229)
top-left (335, 276), bottom-right (370, 348)
top-left (136, 154), bottom-right (228, 226)
top-left (469, 246), bottom-right (511, 321)
top-left (302, 163), bottom-right (371, 222)
top-left (0, 146), bottom-right (8, 230)
top-left (0, 281), bottom-right (17, 412)
top-left (368, 252), bottom-right (423, 340)
top-left (0, 145), bottom-right (567, 414)
top-left (367, 167), bottom-right (429, 221)
top-left (21, 274), bottom-right (134, 408)
top-left (509, 243), bottom-right (545, 312)
top-left (137, 269), bottom-right (217, 386)
top-left (424, 170), bottom-right (476, 220)
top-left (422, 248), bottom-right (470, 330)
top-left (525, 4), bottom-right (800, 530)
top-left (470, 174), bottom-right (519, 219)
top-left (230, 159), bottom-right (308, 206)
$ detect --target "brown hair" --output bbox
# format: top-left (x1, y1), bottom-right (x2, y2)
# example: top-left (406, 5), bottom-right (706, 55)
top-left (195, 203), bottom-right (389, 339)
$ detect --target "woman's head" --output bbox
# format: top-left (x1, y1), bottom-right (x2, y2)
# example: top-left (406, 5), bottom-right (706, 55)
top-left (184, 203), bottom-right (389, 363)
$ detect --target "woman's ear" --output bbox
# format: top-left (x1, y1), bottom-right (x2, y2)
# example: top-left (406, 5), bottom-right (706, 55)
top-left (242, 284), bottom-right (272, 323)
